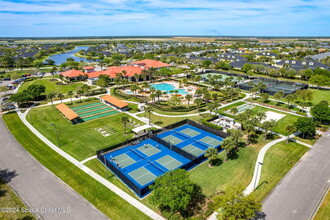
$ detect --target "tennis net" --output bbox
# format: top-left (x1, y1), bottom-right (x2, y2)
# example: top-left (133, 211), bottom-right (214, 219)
top-left (148, 160), bottom-right (167, 173)
top-left (194, 139), bottom-right (210, 149)
top-left (130, 148), bottom-right (145, 160)
top-left (173, 130), bottom-right (191, 139)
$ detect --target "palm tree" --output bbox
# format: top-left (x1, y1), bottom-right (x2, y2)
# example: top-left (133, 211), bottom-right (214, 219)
top-left (230, 107), bottom-right (238, 116)
top-left (155, 90), bottom-right (163, 104)
top-left (121, 116), bottom-right (130, 134)
top-left (204, 147), bottom-right (218, 166)
top-left (145, 106), bottom-right (153, 125)
top-left (57, 93), bottom-right (64, 103)
top-left (185, 94), bottom-right (193, 107)
top-left (47, 92), bottom-right (56, 107)
top-left (77, 89), bottom-right (83, 102)
top-left (221, 137), bottom-right (236, 161)
top-left (67, 91), bottom-right (74, 104)
top-left (194, 98), bottom-right (203, 112)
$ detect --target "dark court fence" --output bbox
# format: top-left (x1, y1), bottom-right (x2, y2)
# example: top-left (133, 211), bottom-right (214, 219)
top-left (96, 119), bottom-right (229, 197)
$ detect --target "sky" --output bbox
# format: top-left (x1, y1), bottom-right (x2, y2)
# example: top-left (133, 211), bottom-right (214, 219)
top-left (1, 0), bottom-right (330, 37)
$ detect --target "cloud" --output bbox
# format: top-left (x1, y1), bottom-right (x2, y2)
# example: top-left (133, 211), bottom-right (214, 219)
top-left (1, 0), bottom-right (330, 36)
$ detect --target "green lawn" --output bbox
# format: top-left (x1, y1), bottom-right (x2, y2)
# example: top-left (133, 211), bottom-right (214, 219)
top-left (18, 78), bottom-right (90, 94)
top-left (217, 101), bottom-right (246, 113)
top-left (136, 112), bottom-right (211, 127)
top-left (27, 102), bottom-right (144, 161)
top-left (309, 89), bottom-right (330, 105)
top-left (0, 179), bottom-right (36, 220)
top-left (314, 189), bottom-right (330, 220)
top-left (189, 135), bottom-right (275, 196)
top-left (2, 113), bottom-right (149, 220)
top-left (251, 106), bottom-right (302, 136)
top-left (254, 141), bottom-right (308, 201)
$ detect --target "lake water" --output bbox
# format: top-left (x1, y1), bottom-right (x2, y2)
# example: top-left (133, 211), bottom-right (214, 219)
top-left (46, 46), bottom-right (93, 65)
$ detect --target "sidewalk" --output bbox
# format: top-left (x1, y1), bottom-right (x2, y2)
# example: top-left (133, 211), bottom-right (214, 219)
top-left (17, 110), bottom-right (164, 220)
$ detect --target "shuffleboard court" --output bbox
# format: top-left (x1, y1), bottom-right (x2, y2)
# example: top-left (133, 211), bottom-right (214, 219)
top-left (70, 101), bottom-right (119, 122)
top-left (180, 128), bottom-right (200, 137)
top-left (157, 155), bottom-right (183, 170)
top-left (71, 102), bottom-right (102, 110)
top-left (199, 136), bottom-right (222, 147)
top-left (112, 153), bottom-right (136, 168)
top-left (162, 135), bottom-right (183, 145)
top-left (137, 144), bottom-right (161, 157)
top-left (182, 144), bottom-right (205, 157)
top-left (129, 167), bottom-right (157, 186)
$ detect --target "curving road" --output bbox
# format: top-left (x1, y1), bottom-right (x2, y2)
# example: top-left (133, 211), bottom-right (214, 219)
top-left (0, 118), bottom-right (108, 220)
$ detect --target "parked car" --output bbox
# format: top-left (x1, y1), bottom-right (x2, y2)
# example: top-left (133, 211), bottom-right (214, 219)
top-left (3, 78), bottom-right (10, 81)
top-left (1, 105), bottom-right (15, 111)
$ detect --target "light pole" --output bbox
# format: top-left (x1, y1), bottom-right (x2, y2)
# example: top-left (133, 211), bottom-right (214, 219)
top-left (254, 162), bottom-right (263, 190)
top-left (51, 123), bottom-right (60, 147)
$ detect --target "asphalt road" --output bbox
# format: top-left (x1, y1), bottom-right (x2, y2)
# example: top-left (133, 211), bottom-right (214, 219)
top-left (0, 118), bottom-right (108, 220)
top-left (262, 129), bottom-right (330, 220)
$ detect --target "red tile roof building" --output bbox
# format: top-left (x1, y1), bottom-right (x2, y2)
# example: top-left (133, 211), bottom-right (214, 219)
top-left (60, 69), bottom-right (85, 78)
top-left (131, 59), bottom-right (171, 68)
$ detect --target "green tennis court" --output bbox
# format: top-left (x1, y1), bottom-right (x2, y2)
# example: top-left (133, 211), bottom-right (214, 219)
top-left (199, 136), bottom-right (222, 147)
top-left (137, 144), bottom-right (161, 157)
top-left (156, 155), bottom-right (183, 170)
top-left (112, 153), bottom-right (136, 168)
top-left (162, 135), bottom-right (183, 145)
top-left (182, 144), bottom-right (205, 156)
top-left (129, 167), bottom-right (157, 186)
top-left (71, 102), bottom-right (119, 121)
top-left (180, 128), bottom-right (200, 137)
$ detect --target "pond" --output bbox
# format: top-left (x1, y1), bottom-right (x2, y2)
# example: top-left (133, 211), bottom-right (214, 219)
top-left (46, 46), bottom-right (94, 65)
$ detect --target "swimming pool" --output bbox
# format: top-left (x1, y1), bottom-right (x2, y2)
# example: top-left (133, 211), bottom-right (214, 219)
top-left (150, 83), bottom-right (188, 95)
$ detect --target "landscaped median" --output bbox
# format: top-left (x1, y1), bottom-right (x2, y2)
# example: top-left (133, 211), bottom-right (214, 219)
top-left (2, 112), bottom-right (150, 220)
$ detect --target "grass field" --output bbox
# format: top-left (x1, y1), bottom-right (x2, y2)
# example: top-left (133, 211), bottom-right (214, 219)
top-left (27, 102), bottom-right (144, 161)
top-left (309, 89), bottom-right (330, 105)
top-left (314, 189), bottom-right (330, 220)
top-left (18, 78), bottom-right (90, 94)
top-left (189, 134), bottom-right (276, 196)
top-left (251, 106), bottom-right (301, 136)
top-left (217, 101), bottom-right (246, 113)
top-left (136, 112), bottom-right (211, 127)
top-left (2, 113), bottom-right (149, 220)
top-left (0, 179), bottom-right (36, 220)
top-left (254, 141), bottom-right (309, 201)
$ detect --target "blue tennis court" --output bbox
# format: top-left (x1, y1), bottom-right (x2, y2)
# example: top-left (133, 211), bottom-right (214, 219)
top-left (99, 123), bottom-right (225, 197)
top-left (157, 124), bottom-right (223, 157)
top-left (102, 139), bottom-right (190, 191)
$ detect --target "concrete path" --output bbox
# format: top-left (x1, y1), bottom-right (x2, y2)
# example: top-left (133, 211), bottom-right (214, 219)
top-left (262, 129), bottom-right (330, 220)
top-left (0, 117), bottom-right (108, 220)
top-left (244, 136), bottom-right (287, 195)
top-left (17, 110), bottom-right (164, 220)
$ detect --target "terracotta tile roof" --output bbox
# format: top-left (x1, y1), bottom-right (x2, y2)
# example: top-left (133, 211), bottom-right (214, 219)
top-left (61, 69), bottom-right (85, 78)
top-left (88, 66), bottom-right (143, 79)
top-left (83, 66), bottom-right (94, 70)
top-left (56, 103), bottom-right (79, 121)
top-left (131, 59), bottom-right (171, 68)
top-left (100, 95), bottom-right (128, 108)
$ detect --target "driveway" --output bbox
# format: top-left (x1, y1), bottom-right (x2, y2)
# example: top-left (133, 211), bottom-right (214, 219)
top-left (262, 129), bottom-right (330, 220)
top-left (0, 118), bottom-right (108, 220)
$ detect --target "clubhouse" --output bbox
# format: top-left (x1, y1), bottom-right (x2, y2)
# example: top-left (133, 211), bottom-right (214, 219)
top-left (60, 59), bottom-right (171, 84)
